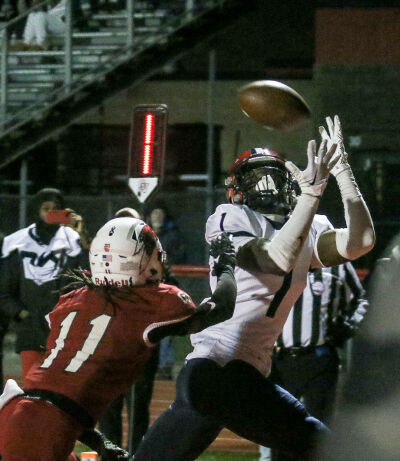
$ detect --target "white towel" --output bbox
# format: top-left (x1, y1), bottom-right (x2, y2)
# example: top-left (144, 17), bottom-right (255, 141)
top-left (0, 379), bottom-right (24, 411)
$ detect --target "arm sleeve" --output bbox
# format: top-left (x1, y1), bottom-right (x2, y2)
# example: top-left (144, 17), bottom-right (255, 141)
top-left (191, 264), bottom-right (236, 330)
top-left (265, 194), bottom-right (320, 273)
top-left (311, 215), bottom-right (335, 269)
top-left (334, 168), bottom-right (375, 260)
top-left (144, 265), bottom-right (237, 344)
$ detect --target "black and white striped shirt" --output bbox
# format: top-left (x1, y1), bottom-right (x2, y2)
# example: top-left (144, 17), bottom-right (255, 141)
top-left (278, 263), bottom-right (368, 348)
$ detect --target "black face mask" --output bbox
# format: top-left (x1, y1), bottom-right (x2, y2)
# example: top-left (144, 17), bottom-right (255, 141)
top-left (245, 190), bottom-right (293, 216)
top-left (35, 220), bottom-right (60, 245)
top-left (238, 166), bottom-right (296, 217)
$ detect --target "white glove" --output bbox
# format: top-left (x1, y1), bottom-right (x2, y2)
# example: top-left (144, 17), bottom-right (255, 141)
top-left (319, 115), bottom-right (350, 177)
top-left (285, 139), bottom-right (337, 198)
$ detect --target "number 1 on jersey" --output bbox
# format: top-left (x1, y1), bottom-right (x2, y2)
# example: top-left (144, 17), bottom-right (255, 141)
top-left (41, 312), bottom-right (112, 373)
top-left (266, 271), bottom-right (293, 318)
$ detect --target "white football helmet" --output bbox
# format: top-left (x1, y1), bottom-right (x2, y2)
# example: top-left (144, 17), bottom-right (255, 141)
top-left (89, 217), bottom-right (165, 287)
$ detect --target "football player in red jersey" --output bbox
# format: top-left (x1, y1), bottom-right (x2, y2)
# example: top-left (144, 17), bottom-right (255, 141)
top-left (0, 218), bottom-right (237, 461)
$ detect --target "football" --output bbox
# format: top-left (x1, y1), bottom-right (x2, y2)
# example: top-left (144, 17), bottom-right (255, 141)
top-left (237, 80), bottom-right (311, 131)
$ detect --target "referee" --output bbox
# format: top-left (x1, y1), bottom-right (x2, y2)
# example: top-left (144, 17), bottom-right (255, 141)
top-left (260, 262), bottom-right (368, 461)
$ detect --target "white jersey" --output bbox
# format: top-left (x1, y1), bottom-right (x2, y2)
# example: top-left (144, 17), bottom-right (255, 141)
top-left (187, 203), bottom-right (333, 376)
top-left (1, 224), bottom-right (82, 286)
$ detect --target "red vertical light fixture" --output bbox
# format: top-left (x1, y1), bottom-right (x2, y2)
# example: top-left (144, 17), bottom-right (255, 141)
top-left (142, 113), bottom-right (154, 175)
top-left (128, 104), bottom-right (168, 203)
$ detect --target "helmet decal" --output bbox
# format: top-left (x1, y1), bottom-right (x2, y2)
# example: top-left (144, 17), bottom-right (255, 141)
top-left (90, 217), bottom-right (165, 287)
top-left (140, 225), bottom-right (160, 257)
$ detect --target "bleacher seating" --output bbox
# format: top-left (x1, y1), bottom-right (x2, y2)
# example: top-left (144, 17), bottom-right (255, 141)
top-left (0, 0), bottom-right (253, 169)
top-left (4, 2), bottom-right (173, 112)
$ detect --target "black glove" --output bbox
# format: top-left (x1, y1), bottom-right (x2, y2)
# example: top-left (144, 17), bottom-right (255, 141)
top-left (79, 429), bottom-right (129, 461)
top-left (210, 233), bottom-right (236, 277)
top-left (99, 440), bottom-right (129, 461)
top-left (327, 315), bottom-right (358, 347)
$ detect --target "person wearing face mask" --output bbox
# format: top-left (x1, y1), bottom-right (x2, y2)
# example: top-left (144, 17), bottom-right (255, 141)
top-left (0, 188), bottom-right (85, 383)
top-left (145, 203), bottom-right (187, 266)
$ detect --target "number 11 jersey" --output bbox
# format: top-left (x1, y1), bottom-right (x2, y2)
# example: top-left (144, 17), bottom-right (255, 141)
top-left (24, 284), bottom-right (195, 421)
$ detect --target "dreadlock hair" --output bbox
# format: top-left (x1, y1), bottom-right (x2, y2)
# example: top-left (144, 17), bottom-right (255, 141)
top-left (61, 269), bottom-right (123, 314)
top-left (61, 268), bottom-right (96, 293)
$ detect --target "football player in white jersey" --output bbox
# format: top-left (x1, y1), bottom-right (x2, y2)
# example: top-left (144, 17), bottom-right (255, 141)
top-left (133, 116), bottom-right (375, 461)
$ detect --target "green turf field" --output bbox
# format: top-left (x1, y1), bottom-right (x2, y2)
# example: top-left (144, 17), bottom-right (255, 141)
top-left (198, 454), bottom-right (258, 460)
top-left (75, 443), bottom-right (259, 460)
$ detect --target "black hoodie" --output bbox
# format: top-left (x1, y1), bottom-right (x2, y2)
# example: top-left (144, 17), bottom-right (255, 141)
top-left (0, 188), bottom-right (83, 353)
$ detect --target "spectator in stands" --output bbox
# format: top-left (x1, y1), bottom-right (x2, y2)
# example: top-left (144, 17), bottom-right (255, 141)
top-left (0, 0), bottom-right (16, 21)
top-left (145, 201), bottom-right (186, 265)
top-left (1, 0), bottom-right (11, 18)
top-left (260, 262), bottom-right (368, 461)
top-left (10, 0), bottom-right (87, 51)
top-left (1, 0), bottom-right (31, 41)
top-left (0, 188), bottom-right (87, 383)
top-left (1, 0), bottom-right (19, 43)
top-left (21, 0), bottom-right (67, 50)
top-left (145, 200), bottom-right (186, 379)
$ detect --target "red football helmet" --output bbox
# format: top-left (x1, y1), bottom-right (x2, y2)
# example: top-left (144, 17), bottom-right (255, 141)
top-left (225, 147), bottom-right (297, 216)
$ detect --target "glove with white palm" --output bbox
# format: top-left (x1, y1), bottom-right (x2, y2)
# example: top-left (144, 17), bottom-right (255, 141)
top-left (285, 139), bottom-right (338, 198)
top-left (319, 115), bottom-right (351, 178)
top-left (319, 115), bottom-right (362, 201)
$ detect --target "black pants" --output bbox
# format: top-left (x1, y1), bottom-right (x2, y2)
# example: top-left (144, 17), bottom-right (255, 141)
top-left (134, 358), bottom-right (329, 461)
top-left (99, 345), bottom-right (160, 451)
top-left (270, 345), bottom-right (339, 461)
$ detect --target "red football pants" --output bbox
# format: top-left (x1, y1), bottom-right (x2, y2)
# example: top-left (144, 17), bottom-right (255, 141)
top-left (0, 396), bottom-right (83, 461)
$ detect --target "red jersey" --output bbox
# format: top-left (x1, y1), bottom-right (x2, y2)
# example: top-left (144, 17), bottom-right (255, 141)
top-left (23, 283), bottom-right (195, 421)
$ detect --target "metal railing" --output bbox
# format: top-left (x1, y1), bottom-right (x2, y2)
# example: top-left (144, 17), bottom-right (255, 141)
top-left (0, 0), bottom-right (216, 135)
